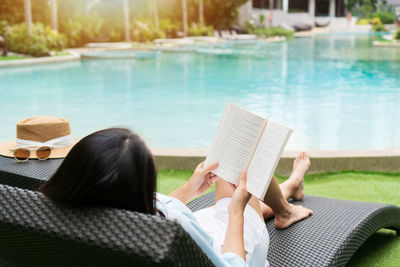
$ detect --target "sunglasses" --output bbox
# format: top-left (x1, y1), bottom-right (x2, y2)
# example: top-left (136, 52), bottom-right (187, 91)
top-left (9, 146), bottom-right (53, 162)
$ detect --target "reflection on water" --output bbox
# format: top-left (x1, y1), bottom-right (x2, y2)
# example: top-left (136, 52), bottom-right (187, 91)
top-left (0, 34), bottom-right (399, 150)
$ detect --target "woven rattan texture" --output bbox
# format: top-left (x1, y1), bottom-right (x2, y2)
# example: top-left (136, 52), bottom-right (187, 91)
top-left (0, 185), bottom-right (214, 266)
top-left (0, 156), bottom-right (62, 189)
top-left (188, 192), bottom-right (400, 267)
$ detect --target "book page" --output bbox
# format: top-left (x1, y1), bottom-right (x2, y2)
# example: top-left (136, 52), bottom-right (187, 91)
top-left (247, 121), bottom-right (293, 199)
top-left (205, 103), bottom-right (267, 185)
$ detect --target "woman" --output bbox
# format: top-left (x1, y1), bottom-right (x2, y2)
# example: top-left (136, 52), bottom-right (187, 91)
top-left (39, 128), bottom-right (312, 266)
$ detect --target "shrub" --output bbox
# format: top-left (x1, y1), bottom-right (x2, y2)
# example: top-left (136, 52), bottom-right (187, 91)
top-left (159, 19), bottom-right (180, 38)
top-left (259, 14), bottom-right (266, 26)
top-left (251, 27), bottom-right (294, 38)
top-left (371, 11), bottom-right (396, 24)
top-left (4, 23), bottom-right (66, 57)
top-left (356, 18), bottom-right (370, 25)
top-left (244, 20), bottom-right (256, 33)
top-left (395, 29), bottom-right (400, 40)
top-left (60, 19), bottom-right (84, 47)
top-left (244, 22), bottom-right (294, 38)
top-left (188, 25), bottom-right (214, 36)
top-left (0, 20), bottom-right (8, 36)
top-left (371, 17), bottom-right (387, 32)
top-left (60, 14), bottom-right (122, 47)
top-left (132, 21), bottom-right (165, 42)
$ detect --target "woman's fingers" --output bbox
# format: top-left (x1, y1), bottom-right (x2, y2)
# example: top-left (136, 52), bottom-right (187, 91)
top-left (205, 173), bottom-right (220, 186)
top-left (201, 161), bottom-right (219, 175)
top-left (196, 161), bottom-right (205, 170)
top-left (211, 175), bottom-right (220, 183)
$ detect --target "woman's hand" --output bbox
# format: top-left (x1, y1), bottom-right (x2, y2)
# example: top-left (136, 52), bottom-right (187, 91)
top-left (169, 161), bottom-right (219, 204)
top-left (188, 161), bottom-right (220, 197)
top-left (228, 170), bottom-right (252, 214)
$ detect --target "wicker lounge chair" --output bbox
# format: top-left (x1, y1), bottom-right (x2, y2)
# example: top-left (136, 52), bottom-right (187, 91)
top-left (0, 156), bottom-right (62, 190)
top-left (189, 192), bottom-right (400, 266)
top-left (0, 156), bottom-right (399, 266)
top-left (0, 184), bottom-right (213, 266)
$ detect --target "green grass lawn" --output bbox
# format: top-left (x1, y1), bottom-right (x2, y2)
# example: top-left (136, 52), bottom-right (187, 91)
top-left (0, 52), bottom-right (69, 61)
top-left (158, 170), bottom-right (400, 267)
top-left (0, 56), bottom-right (29, 61)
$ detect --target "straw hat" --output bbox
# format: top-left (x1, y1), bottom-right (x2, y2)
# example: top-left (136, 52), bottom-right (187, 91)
top-left (0, 116), bottom-right (76, 159)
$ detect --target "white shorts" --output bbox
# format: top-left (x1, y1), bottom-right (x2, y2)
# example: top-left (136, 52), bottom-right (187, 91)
top-left (194, 198), bottom-right (269, 265)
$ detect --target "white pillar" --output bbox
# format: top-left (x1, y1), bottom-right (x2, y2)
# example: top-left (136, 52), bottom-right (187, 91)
top-left (269, 0), bottom-right (274, 26)
top-left (308, 0), bottom-right (315, 18)
top-left (24, 0), bottom-right (32, 36)
top-left (329, 0), bottom-right (336, 17)
top-left (123, 0), bottom-right (131, 42)
top-left (283, 0), bottom-right (289, 13)
top-left (50, 0), bottom-right (58, 32)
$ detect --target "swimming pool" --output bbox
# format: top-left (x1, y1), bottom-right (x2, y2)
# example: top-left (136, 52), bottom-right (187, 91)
top-left (0, 34), bottom-right (399, 150)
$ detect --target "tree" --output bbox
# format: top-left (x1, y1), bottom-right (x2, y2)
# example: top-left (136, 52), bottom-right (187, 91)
top-left (154, 0), bottom-right (159, 30)
top-left (122, 0), bottom-right (131, 41)
top-left (199, 0), bottom-right (204, 27)
top-left (182, 0), bottom-right (188, 35)
top-left (0, 0), bottom-right (25, 24)
top-left (50, 0), bottom-right (58, 32)
top-left (24, 0), bottom-right (33, 35)
top-left (203, 0), bottom-right (248, 29)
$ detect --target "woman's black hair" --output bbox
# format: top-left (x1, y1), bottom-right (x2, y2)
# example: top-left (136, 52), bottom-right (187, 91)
top-left (38, 128), bottom-right (158, 215)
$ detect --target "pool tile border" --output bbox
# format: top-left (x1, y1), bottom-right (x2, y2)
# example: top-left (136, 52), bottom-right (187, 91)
top-left (151, 148), bottom-right (400, 175)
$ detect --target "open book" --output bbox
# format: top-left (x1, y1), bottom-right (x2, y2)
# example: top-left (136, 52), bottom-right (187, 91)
top-left (205, 103), bottom-right (293, 200)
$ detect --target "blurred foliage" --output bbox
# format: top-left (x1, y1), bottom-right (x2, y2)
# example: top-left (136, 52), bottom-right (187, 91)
top-left (359, 0), bottom-right (376, 18)
top-left (0, 0), bottom-right (250, 48)
top-left (0, 0), bottom-right (50, 24)
top-left (4, 22), bottom-right (66, 56)
top-left (201, 0), bottom-right (248, 29)
top-left (356, 18), bottom-right (371, 24)
top-left (0, 0), bottom-right (25, 24)
top-left (253, 27), bottom-right (294, 38)
top-left (244, 21), bottom-right (294, 38)
top-left (0, 20), bottom-right (9, 36)
top-left (370, 11), bottom-right (396, 24)
top-left (159, 18), bottom-right (181, 38)
top-left (188, 24), bottom-right (214, 36)
top-left (347, 0), bottom-right (396, 24)
top-left (59, 13), bottom-right (125, 47)
top-left (395, 28), bottom-right (400, 40)
top-left (158, 0), bottom-right (247, 29)
top-left (132, 20), bottom-right (165, 42)
top-left (371, 17), bottom-right (387, 31)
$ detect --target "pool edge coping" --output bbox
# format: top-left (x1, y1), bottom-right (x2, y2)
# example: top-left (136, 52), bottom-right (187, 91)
top-left (151, 148), bottom-right (400, 175)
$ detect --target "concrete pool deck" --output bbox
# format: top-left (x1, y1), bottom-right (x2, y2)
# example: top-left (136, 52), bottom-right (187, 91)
top-left (151, 148), bottom-right (400, 176)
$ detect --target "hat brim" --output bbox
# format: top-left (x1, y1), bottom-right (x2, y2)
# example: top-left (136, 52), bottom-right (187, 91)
top-left (0, 140), bottom-right (76, 159)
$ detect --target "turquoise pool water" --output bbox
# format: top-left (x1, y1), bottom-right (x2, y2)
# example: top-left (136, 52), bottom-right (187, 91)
top-left (1, 34), bottom-right (399, 150)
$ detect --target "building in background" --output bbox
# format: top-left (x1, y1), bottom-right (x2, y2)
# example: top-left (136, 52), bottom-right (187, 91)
top-left (238, 0), bottom-right (347, 27)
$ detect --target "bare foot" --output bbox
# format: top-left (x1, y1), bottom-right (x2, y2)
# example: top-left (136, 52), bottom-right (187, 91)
top-left (289, 152), bottom-right (310, 201)
top-left (274, 203), bottom-right (312, 229)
